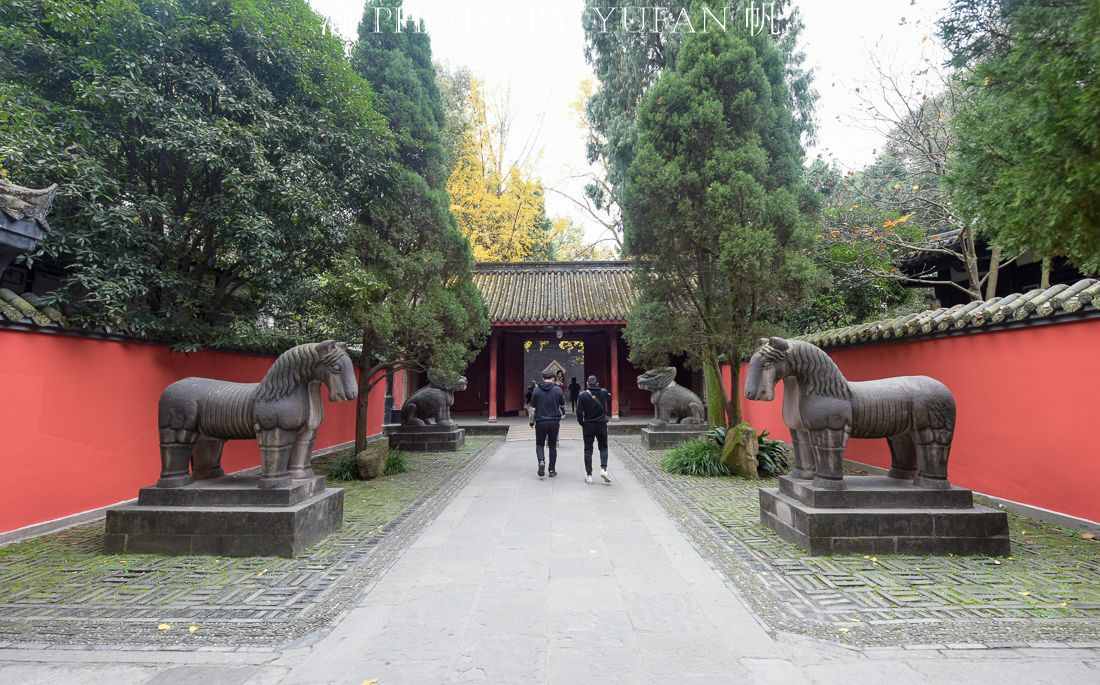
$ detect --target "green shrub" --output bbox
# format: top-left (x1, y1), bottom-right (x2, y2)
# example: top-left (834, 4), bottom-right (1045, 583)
top-left (662, 439), bottom-right (730, 477)
top-left (384, 451), bottom-right (408, 476)
top-left (756, 430), bottom-right (791, 478)
top-left (326, 451), bottom-right (360, 481)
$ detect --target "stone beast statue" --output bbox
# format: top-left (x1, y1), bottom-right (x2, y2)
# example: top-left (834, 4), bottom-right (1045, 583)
top-left (637, 367), bottom-right (705, 427)
top-left (744, 337), bottom-right (956, 490)
top-left (401, 372), bottom-right (468, 426)
top-left (157, 341), bottom-right (358, 489)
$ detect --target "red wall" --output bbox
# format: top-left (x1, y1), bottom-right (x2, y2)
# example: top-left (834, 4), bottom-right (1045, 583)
top-left (734, 319), bottom-right (1100, 524)
top-left (0, 330), bottom-right (385, 534)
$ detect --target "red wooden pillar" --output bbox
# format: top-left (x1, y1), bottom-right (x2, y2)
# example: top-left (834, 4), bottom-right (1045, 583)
top-left (609, 328), bottom-right (620, 419)
top-left (488, 331), bottom-right (499, 422)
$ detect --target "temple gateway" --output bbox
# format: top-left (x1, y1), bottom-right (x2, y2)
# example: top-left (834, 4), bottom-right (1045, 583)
top-left (446, 261), bottom-right (698, 421)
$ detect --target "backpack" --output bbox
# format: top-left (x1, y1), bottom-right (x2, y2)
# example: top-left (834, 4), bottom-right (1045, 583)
top-left (580, 389), bottom-right (606, 421)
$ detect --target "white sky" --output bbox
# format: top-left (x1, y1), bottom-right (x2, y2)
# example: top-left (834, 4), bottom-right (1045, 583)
top-left (308, 0), bottom-right (950, 245)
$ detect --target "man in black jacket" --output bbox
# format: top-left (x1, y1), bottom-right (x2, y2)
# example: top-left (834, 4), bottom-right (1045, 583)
top-left (530, 371), bottom-right (566, 478)
top-left (576, 374), bottom-right (613, 484)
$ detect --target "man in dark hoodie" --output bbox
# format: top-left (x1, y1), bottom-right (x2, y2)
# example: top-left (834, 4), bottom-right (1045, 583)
top-left (576, 374), bottom-right (613, 484)
top-left (530, 370), bottom-right (566, 478)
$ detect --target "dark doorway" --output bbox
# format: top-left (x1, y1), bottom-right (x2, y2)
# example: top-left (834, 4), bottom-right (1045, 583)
top-left (522, 338), bottom-right (585, 391)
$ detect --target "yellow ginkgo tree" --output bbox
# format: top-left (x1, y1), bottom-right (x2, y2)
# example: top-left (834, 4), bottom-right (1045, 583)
top-left (447, 80), bottom-right (547, 262)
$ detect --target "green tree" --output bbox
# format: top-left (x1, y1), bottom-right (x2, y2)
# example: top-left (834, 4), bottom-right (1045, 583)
top-left (0, 0), bottom-right (390, 341)
top-left (944, 0), bottom-right (1100, 273)
top-left (582, 1), bottom-right (814, 225)
top-left (786, 159), bottom-right (923, 332)
top-left (621, 14), bottom-right (819, 431)
top-left (354, 0), bottom-right (446, 187)
top-left (344, 0), bottom-right (488, 451)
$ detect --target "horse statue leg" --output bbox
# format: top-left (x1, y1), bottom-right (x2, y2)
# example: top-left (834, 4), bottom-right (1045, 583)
top-left (810, 425), bottom-right (849, 490)
top-left (886, 433), bottom-right (918, 480)
top-left (158, 428), bottom-right (196, 488)
top-left (257, 428), bottom-right (294, 489)
top-left (912, 396), bottom-right (956, 489)
top-left (191, 436), bottom-right (226, 480)
top-left (789, 429), bottom-right (815, 480)
top-left (287, 428), bottom-right (317, 480)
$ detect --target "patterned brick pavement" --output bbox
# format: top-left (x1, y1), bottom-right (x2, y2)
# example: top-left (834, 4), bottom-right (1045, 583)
top-left (0, 439), bottom-right (497, 648)
top-left (615, 437), bottom-right (1100, 648)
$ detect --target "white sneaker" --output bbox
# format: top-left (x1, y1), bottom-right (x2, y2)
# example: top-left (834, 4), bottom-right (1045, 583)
top-left (585, 474), bottom-right (593, 484)
top-left (601, 469), bottom-right (612, 484)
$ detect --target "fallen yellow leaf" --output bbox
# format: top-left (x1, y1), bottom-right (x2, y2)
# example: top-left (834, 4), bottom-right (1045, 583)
top-left (1018, 591), bottom-right (1031, 597)
top-left (362, 680), bottom-right (380, 685)
top-left (158, 624), bottom-right (171, 631)
top-left (189, 625), bottom-right (199, 634)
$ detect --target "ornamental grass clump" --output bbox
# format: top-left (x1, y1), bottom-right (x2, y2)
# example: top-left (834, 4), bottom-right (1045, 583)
top-left (325, 451), bottom-right (361, 481)
top-left (384, 451), bottom-right (408, 476)
top-left (661, 439), bottom-right (730, 477)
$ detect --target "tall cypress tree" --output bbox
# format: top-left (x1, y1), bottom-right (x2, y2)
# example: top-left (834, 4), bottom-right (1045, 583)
top-left (341, 0), bottom-right (488, 452)
top-left (621, 10), bottom-right (819, 432)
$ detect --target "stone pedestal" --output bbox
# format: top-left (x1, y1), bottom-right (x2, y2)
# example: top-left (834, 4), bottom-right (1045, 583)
top-left (104, 474), bottom-right (343, 558)
top-left (759, 475), bottom-right (1010, 556)
top-left (387, 424), bottom-right (466, 452)
top-left (640, 425), bottom-right (706, 450)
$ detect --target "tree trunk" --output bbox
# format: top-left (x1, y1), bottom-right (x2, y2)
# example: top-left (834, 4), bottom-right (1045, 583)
top-left (961, 228), bottom-right (983, 301)
top-left (985, 244), bottom-right (1002, 300)
top-left (1040, 256), bottom-right (1052, 288)
top-left (725, 354), bottom-right (742, 427)
top-left (703, 350), bottom-right (727, 428)
top-left (355, 329), bottom-right (371, 455)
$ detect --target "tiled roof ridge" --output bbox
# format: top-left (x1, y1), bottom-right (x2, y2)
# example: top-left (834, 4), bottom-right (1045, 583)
top-left (475, 260), bottom-right (633, 272)
top-left (801, 277), bottom-right (1100, 348)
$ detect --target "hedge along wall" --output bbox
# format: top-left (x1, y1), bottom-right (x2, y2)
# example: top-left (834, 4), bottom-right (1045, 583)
top-left (0, 329), bottom-right (385, 535)
top-left (730, 317), bottom-right (1100, 525)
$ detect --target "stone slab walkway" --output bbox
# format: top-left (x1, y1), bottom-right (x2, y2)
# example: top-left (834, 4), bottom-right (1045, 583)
top-left (2, 438), bottom-right (1098, 683)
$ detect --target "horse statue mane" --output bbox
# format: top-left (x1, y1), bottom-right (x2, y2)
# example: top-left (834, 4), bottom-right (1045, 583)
top-left (746, 336), bottom-right (956, 490)
top-left (255, 342), bottom-right (349, 402)
top-left (157, 340), bottom-right (358, 490)
top-left (754, 338), bottom-right (852, 400)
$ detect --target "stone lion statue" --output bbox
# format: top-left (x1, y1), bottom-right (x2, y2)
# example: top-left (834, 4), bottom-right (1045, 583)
top-left (400, 371), bottom-right (468, 427)
top-left (637, 367), bottom-right (706, 427)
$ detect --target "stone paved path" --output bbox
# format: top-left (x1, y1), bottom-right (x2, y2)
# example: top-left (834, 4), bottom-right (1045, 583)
top-left (2, 438), bottom-right (1098, 683)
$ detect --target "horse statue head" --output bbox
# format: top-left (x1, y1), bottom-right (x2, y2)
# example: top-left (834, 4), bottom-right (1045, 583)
top-left (744, 337), bottom-right (791, 402)
top-left (256, 340), bottom-right (358, 403)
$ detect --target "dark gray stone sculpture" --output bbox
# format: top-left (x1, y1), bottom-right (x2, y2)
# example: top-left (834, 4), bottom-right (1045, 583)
top-left (400, 372), bottom-right (468, 427)
top-left (745, 337), bottom-right (956, 490)
top-left (637, 367), bottom-right (706, 428)
top-left (746, 337), bottom-right (1009, 556)
top-left (157, 340), bottom-right (358, 489)
top-left (389, 372), bottom-right (467, 452)
top-left (0, 179), bottom-right (58, 278)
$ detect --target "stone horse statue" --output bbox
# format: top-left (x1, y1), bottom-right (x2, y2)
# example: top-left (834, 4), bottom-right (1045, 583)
top-left (637, 367), bottom-right (706, 427)
top-left (157, 341), bottom-right (358, 489)
top-left (744, 337), bottom-right (956, 490)
top-left (401, 372), bottom-right (468, 427)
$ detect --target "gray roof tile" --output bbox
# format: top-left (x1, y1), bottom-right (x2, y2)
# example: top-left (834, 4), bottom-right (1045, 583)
top-left (802, 278), bottom-right (1100, 348)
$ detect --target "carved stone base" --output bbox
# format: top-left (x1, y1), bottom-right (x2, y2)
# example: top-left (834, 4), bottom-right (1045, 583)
top-left (388, 425), bottom-right (466, 452)
top-left (640, 425), bottom-right (706, 450)
top-left (104, 476), bottom-right (343, 558)
top-left (759, 475), bottom-right (1010, 556)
